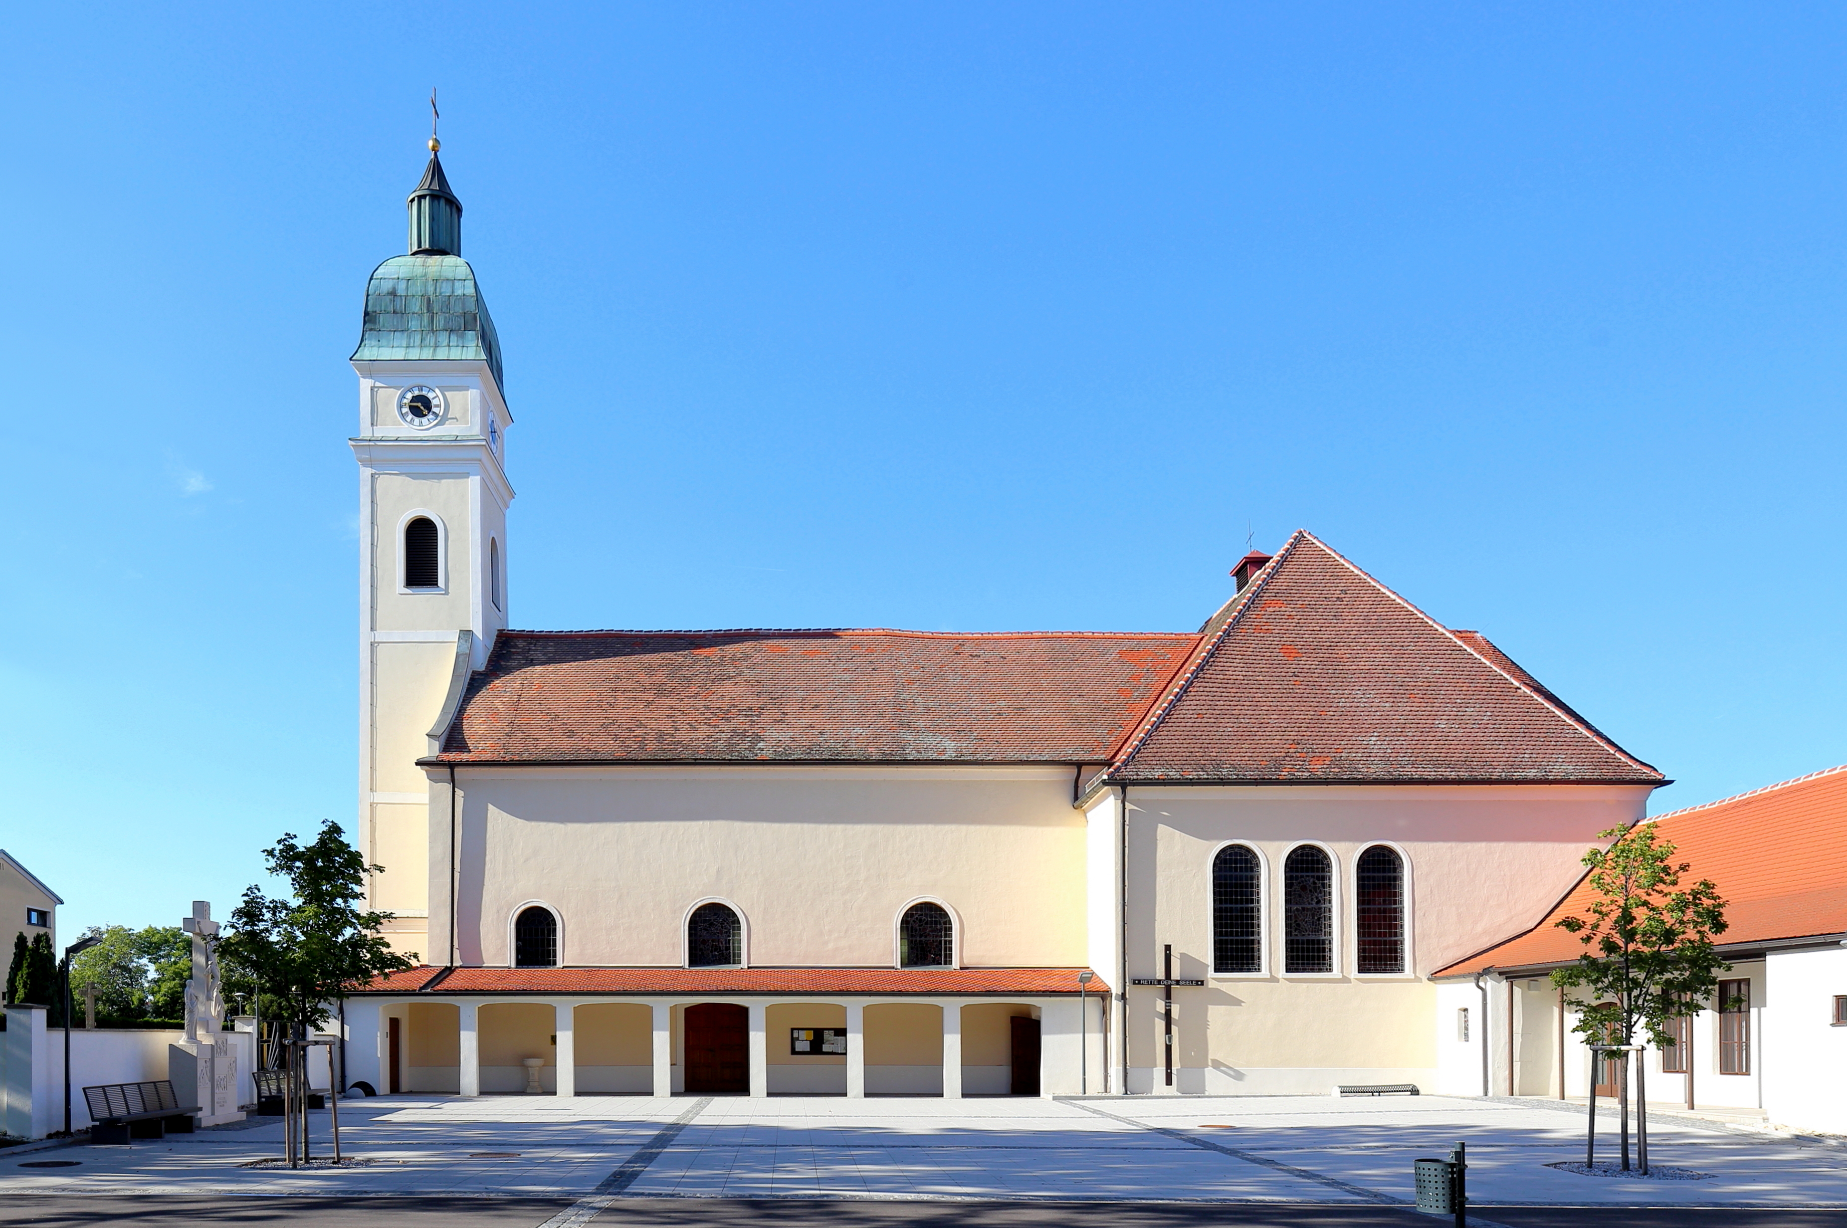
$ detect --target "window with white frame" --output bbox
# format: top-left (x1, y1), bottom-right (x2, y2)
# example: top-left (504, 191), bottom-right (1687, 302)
top-left (687, 902), bottom-right (743, 967)
top-left (1457, 1007), bottom-right (1470, 1042)
top-left (1354, 845), bottom-right (1405, 974)
top-left (403, 516), bottom-right (441, 589)
top-left (1212, 844), bottom-right (1262, 974)
top-left (898, 902), bottom-right (954, 968)
top-left (1283, 845), bottom-right (1333, 974)
top-left (514, 906), bottom-right (557, 967)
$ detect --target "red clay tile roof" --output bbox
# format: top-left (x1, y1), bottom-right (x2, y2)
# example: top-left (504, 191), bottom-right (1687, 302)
top-left (363, 965), bottom-right (451, 992)
top-left (1104, 532), bottom-right (1663, 785)
top-left (431, 629), bottom-right (1196, 765)
top-left (1436, 765), bottom-right (1847, 977)
top-left (353, 966), bottom-right (1108, 996)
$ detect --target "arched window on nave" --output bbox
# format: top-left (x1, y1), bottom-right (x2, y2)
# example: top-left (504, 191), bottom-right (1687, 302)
top-left (1355, 845), bottom-right (1405, 974)
top-left (514, 906), bottom-right (557, 968)
top-left (687, 902), bottom-right (743, 968)
top-left (1283, 846), bottom-right (1333, 974)
top-left (898, 902), bottom-right (953, 968)
top-left (1212, 844), bottom-right (1261, 974)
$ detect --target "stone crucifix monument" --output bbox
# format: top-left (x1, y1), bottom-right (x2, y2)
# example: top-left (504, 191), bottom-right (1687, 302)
top-left (167, 901), bottom-right (244, 1126)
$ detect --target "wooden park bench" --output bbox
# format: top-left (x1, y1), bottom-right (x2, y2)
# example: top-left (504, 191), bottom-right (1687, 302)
top-left (253, 1068), bottom-right (328, 1115)
top-left (1335, 1083), bottom-right (1420, 1097)
top-left (82, 1080), bottom-right (198, 1144)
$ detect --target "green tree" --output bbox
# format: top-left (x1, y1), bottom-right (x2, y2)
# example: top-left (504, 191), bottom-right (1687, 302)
top-left (68, 926), bottom-right (147, 1023)
top-left (5, 932), bottom-right (25, 1004)
top-left (221, 821), bottom-right (413, 1051)
top-left (11, 933), bottom-right (63, 1024)
top-left (136, 927), bottom-right (192, 1022)
top-left (1550, 823), bottom-right (1729, 1173)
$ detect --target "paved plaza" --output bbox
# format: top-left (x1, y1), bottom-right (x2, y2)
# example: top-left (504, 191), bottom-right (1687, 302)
top-left (1, 1093), bottom-right (1843, 1222)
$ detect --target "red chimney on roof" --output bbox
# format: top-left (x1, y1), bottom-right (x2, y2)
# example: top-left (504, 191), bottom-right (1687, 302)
top-left (1231, 550), bottom-right (1273, 592)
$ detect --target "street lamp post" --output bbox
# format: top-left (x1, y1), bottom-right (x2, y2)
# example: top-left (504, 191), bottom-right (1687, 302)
top-left (1078, 970), bottom-right (1095, 1095)
top-left (60, 934), bottom-right (102, 1136)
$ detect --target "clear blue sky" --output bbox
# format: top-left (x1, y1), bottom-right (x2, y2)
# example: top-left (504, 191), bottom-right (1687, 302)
top-left (5, 4), bottom-right (1843, 939)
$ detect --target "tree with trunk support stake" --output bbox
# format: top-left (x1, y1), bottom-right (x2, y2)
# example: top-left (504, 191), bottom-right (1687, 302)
top-left (1549, 823), bottom-right (1728, 1174)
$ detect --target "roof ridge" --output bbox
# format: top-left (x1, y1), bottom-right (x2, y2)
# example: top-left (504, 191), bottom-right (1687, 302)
top-left (1298, 531), bottom-right (1663, 780)
top-left (1641, 763), bottom-right (1847, 825)
top-left (498, 627), bottom-right (1195, 640)
top-left (1101, 531), bottom-right (1304, 774)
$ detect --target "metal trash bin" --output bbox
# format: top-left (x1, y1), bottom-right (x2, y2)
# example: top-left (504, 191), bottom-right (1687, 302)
top-left (1414, 1158), bottom-right (1459, 1212)
top-left (1414, 1141), bottom-right (1467, 1222)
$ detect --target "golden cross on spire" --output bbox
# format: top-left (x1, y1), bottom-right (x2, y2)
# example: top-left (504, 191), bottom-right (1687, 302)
top-left (428, 88), bottom-right (441, 152)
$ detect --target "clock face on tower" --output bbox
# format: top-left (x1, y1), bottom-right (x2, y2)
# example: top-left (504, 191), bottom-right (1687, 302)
top-left (396, 385), bottom-right (446, 429)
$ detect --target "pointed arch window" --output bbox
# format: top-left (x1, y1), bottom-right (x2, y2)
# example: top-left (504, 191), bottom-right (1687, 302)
top-left (403, 516), bottom-right (440, 589)
top-left (514, 906), bottom-right (557, 968)
top-left (489, 538), bottom-right (502, 610)
top-left (687, 903), bottom-right (742, 968)
top-left (898, 902), bottom-right (953, 968)
top-left (1212, 844), bottom-right (1262, 974)
top-left (1355, 845), bottom-right (1406, 974)
top-left (1283, 846), bottom-right (1333, 974)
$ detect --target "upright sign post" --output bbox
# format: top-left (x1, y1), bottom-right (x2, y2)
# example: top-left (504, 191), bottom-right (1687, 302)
top-left (1132, 945), bottom-right (1204, 1090)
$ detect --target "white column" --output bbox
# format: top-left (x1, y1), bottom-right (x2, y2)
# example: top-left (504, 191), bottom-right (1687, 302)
top-left (651, 1003), bottom-right (673, 1098)
top-left (941, 1001), bottom-right (962, 1099)
top-left (748, 1002), bottom-right (768, 1097)
top-left (845, 1002), bottom-right (865, 1098)
top-left (554, 1002), bottom-right (575, 1098)
top-left (458, 1002), bottom-right (480, 1097)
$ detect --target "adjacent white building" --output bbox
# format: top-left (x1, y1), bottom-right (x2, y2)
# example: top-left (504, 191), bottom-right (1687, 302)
top-left (1434, 765), bottom-right (1847, 1136)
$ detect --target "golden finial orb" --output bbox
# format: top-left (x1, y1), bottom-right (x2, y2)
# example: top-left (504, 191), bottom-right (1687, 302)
top-left (428, 136), bottom-right (441, 153)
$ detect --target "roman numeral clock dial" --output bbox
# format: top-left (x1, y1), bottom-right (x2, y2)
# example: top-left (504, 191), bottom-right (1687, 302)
top-left (396, 385), bottom-right (445, 429)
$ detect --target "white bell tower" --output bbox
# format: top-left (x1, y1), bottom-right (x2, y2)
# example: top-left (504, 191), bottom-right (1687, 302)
top-left (349, 135), bottom-right (513, 962)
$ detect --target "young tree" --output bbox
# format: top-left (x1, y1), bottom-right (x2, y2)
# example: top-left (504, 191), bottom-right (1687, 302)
top-left (1550, 823), bottom-right (1729, 1173)
top-left (220, 821), bottom-right (414, 1064)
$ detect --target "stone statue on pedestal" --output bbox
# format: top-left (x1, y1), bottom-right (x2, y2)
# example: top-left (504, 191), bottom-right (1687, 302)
top-left (168, 901), bottom-right (244, 1126)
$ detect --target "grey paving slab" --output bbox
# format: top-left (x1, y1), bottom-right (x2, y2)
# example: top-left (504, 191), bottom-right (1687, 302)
top-left (2, 1091), bottom-right (1843, 1208)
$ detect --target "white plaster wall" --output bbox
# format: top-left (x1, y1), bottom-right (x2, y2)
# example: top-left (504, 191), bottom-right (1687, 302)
top-left (450, 766), bottom-right (1088, 968)
top-left (1434, 980), bottom-right (1484, 1096)
top-left (1764, 945), bottom-right (1847, 1135)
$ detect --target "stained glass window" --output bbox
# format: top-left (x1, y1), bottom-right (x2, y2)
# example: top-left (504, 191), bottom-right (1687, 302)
top-left (1354, 845), bottom-right (1405, 974)
top-left (514, 906), bottom-right (557, 968)
top-left (899, 902), bottom-right (953, 968)
top-left (1283, 846), bottom-right (1333, 974)
top-left (1212, 845), bottom-right (1262, 973)
top-left (688, 902), bottom-right (742, 968)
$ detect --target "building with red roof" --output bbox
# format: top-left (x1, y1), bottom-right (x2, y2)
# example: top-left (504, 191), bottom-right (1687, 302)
top-left (336, 146), bottom-right (1671, 1105)
top-left (1431, 766), bottom-right (1847, 1135)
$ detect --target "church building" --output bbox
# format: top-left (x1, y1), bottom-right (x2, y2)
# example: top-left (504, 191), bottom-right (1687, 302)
top-left (342, 144), bottom-right (1665, 1100)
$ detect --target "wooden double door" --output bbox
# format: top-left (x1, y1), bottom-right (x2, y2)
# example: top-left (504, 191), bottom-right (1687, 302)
top-left (685, 1003), bottom-right (750, 1093)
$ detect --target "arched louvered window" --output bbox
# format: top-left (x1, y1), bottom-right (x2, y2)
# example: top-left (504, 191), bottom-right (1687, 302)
top-left (1355, 845), bottom-right (1406, 974)
top-left (1283, 846), bottom-right (1333, 974)
top-left (514, 906), bottom-right (557, 968)
top-left (687, 902), bottom-right (742, 968)
top-left (403, 516), bottom-right (440, 589)
top-left (489, 538), bottom-right (502, 609)
top-left (1212, 845), bottom-right (1262, 973)
top-left (898, 902), bottom-right (953, 968)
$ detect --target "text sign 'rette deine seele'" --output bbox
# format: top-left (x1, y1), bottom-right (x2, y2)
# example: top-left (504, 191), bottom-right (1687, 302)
top-left (1131, 978), bottom-right (1205, 987)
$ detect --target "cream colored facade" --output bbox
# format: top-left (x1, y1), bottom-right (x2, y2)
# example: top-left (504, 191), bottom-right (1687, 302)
top-left (1, 850), bottom-right (60, 960)
top-left (341, 153), bottom-right (1663, 1101)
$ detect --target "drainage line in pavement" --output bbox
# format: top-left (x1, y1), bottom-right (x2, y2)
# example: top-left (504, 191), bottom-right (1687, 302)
top-left (535, 1096), bottom-right (713, 1228)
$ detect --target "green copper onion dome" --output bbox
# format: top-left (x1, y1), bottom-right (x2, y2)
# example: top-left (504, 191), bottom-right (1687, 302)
top-left (351, 144), bottom-right (504, 393)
